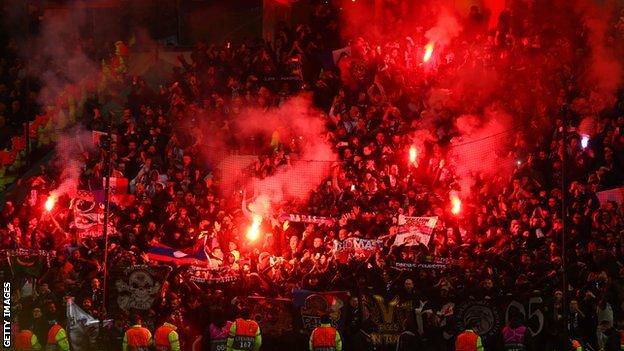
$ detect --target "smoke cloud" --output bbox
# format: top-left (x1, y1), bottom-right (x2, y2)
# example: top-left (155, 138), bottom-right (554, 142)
top-left (424, 8), bottom-right (462, 48)
top-left (51, 126), bottom-right (95, 199)
top-left (195, 95), bottom-right (337, 217)
top-left (449, 108), bottom-right (514, 198)
top-left (575, 0), bottom-right (623, 112)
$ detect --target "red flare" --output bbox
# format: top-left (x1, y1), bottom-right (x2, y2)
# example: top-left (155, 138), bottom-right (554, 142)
top-left (246, 215), bottom-right (262, 241)
top-left (451, 196), bottom-right (461, 216)
top-left (45, 195), bottom-right (56, 212)
top-left (409, 145), bottom-right (418, 164)
top-left (423, 43), bottom-right (434, 63)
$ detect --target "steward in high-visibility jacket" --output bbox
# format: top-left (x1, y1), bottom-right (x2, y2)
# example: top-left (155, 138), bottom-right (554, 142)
top-left (154, 322), bottom-right (181, 351)
top-left (45, 322), bottom-right (70, 351)
top-left (14, 329), bottom-right (42, 351)
top-left (309, 315), bottom-right (342, 351)
top-left (226, 310), bottom-right (262, 351)
top-left (456, 328), bottom-right (484, 351)
top-left (207, 320), bottom-right (233, 351)
top-left (122, 315), bottom-right (153, 351)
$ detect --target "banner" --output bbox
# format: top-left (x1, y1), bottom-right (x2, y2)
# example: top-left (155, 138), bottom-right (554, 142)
top-left (393, 260), bottom-right (452, 270)
top-left (147, 243), bottom-right (208, 266)
top-left (456, 300), bottom-right (503, 343)
top-left (333, 238), bottom-right (383, 263)
top-left (278, 213), bottom-right (334, 226)
top-left (187, 265), bottom-right (239, 285)
top-left (292, 289), bottom-right (350, 333)
top-left (103, 177), bottom-right (129, 195)
top-left (71, 192), bottom-right (116, 238)
top-left (361, 294), bottom-right (413, 346)
top-left (395, 216), bottom-right (437, 247)
top-left (66, 298), bottom-right (111, 351)
top-left (393, 231), bottom-right (432, 247)
top-left (503, 296), bottom-right (545, 337)
top-left (110, 265), bottom-right (172, 313)
top-left (248, 297), bottom-right (295, 337)
top-left (5, 249), bottom-right (50, 278)
top-left (596, 187), bottom-right (624, 206)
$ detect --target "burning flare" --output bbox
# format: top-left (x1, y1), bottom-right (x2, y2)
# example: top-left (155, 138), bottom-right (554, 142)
top-left (423, 42), bottom-right (434, 63)
top-left (45, 195), bottom-right (56, 212)
top-left (450, 195), bottom-right (461, 216)
top-left (409, 145), bottom-right (418, 164)
top-left (246, 215), bottom-right (262, 241)
top-left (581, 135), bottom-right (590, 149)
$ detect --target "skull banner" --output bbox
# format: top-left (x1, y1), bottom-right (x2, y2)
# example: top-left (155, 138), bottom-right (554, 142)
top-left (110, 265), bottom-right (172, 314)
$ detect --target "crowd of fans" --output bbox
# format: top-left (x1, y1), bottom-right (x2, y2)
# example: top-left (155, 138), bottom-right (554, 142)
top-left (2, 0), bottom-right (624, 350)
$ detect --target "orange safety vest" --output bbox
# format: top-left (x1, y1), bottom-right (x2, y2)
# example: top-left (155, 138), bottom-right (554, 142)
top-left (15, 330), bottom-right (35, 351)
top-left (456, 330), bottom-right (479, 351)
top-left (126, 326), bottom-right (151, 351)
top-left (311, 326), bottom-right (338, 350)
top-left (46, 324), bottom-right (63, 350)
top-left (154, 324), bottom-right (176, 351)
top-left (232, 319), bottom-right (258, 350)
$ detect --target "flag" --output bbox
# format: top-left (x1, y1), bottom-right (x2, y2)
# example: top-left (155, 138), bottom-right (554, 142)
top-left (109, 265), bottom-right (172, 313)
top-left (333, 238), bottom-right (383, 263)
top-left (71, 192), bottom-right (115, 238)
top-left (8, 249), bottom-right (48, 278)
top-left (596, 187), bottom-right (624, 206)
top-left (103, 177), bottom-right (129, 195)
top-left (292, 289), bottom-right (350, 332)
top-left (248, 297), bottom-right (294, 337)
top-left (67, 297), bottom-right (111, 351)
top-left (362, 294), bottom-right (414, 347)
top-left (394, 216), bottom-right (437, 247)
top-left (147, 243), bottom-right (208, 266)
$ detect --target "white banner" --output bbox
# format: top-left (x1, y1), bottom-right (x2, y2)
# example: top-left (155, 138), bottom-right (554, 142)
top-left (66, 298), bottom-right (106, 351)
top-left (394, 231), bottom-right (432, 246)
top-left (394, 216), bottom-right (438, 246)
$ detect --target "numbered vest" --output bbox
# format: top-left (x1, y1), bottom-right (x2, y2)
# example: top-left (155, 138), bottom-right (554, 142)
top-left (209, 322), bottom-right (232, 351)
top-left (232, 319), bottom-right (258, 351)
top-left (502, 326), bottom-right (526, 351)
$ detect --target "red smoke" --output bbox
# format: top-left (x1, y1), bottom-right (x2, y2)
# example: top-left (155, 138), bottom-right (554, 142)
top-left (574, 0), bottom-right (623, 112)
top-left (449, 108), bottom-right (514, 198)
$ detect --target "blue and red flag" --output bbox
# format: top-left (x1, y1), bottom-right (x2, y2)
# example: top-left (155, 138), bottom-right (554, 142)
top-left (147, 242), bottom-right (208, 266)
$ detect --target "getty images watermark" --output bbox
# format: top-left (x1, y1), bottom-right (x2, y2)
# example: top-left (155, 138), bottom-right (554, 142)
top-left (2, 282), bottom-right (10, 348)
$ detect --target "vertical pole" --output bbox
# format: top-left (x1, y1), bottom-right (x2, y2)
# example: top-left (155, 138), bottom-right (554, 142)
top-left (561, 111), bottom-right (568, 328)
top-left (101, 112), bottom-right (113, 315)
top-left (176, 0), bottom-right (182, 45)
